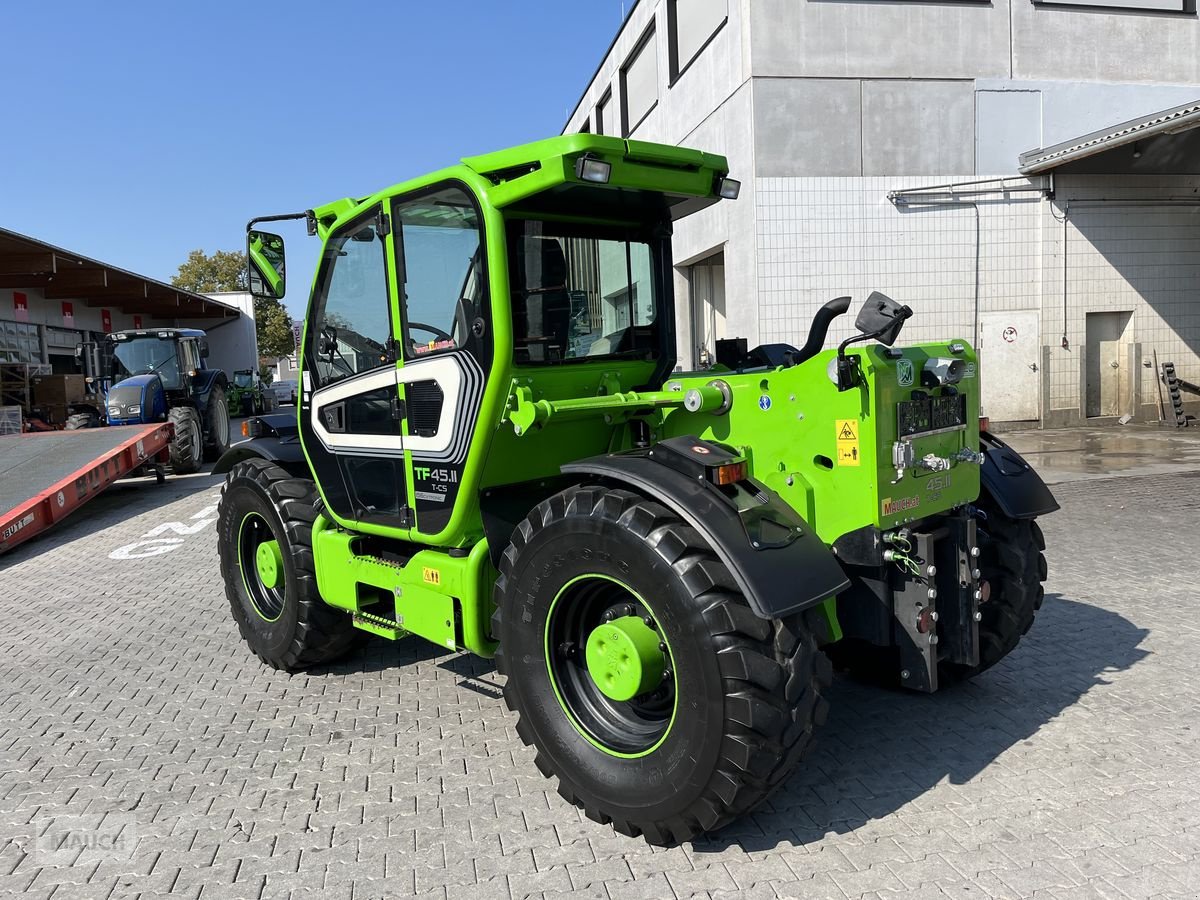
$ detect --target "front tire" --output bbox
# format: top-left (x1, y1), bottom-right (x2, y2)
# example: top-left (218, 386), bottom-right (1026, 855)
top-left (493, 485), bottom-right (830, 845)
top-left (168, 406), bottom-right (203, 474)
top-left (203, 384), bottom-right (230, 462)
top-left (64, 412), bottom-right (99, 430)
top-left (217, 458), bottom-right (356, 671)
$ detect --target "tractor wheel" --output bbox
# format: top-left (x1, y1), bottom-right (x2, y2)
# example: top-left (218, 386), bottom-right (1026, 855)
top-left (217, 458), bottom-right (357, 671)
top-left (203, 384), bottom-right (231, 463)
top-left (64, 412), bottom-right (99, 430)
top-left (493, 485), bottom-right (831, 845)
top-left (939, 497), bottom-right (1047, 684)
top-left (168, 406), bottom-right (203, 474)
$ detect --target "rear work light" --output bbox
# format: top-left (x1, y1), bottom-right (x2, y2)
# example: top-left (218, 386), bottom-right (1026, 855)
top-left (717, 177), bottom-right (741, 200)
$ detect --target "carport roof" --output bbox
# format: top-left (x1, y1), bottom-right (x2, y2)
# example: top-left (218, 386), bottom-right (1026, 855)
top-left (0, 227), bottom-right (240, 320)
top-left (1018, 98), bottom-right (1200, 175)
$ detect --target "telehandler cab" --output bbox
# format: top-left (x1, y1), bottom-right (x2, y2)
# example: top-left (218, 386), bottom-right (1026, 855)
top-left (217, 135), bottom-right (1058, 844)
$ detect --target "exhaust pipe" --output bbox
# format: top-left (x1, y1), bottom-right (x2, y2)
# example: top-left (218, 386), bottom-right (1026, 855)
top-left (791, 296), bottom-right (852, 365)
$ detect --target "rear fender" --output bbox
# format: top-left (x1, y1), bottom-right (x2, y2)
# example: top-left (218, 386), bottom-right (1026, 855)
top-left (979, 431), bottom-right (1059, 519)
top-left (561, 441), bottom-right (850, 620)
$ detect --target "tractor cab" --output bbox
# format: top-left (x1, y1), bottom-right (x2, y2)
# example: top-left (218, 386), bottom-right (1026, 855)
top-left (70, 327), bottom-right (231, 473)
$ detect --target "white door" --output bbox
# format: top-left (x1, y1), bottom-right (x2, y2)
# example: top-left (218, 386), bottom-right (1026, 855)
top-left (978, 310), bottom-right (1040, 422)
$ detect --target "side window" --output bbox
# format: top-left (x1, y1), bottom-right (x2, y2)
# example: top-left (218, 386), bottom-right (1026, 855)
top-left (392, 186), bottom-right (486, 359)
top-left (310, 213), bottom-right (391, 386)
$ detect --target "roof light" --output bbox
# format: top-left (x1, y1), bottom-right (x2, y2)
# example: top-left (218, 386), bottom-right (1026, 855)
top-left (717, 177), bottom-right (741, 200)
top-left (575, 156), bottom-right (612, 184)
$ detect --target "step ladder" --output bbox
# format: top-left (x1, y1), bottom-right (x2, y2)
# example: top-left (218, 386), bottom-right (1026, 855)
top-left (1161, 362), bottom-right (1189, 427)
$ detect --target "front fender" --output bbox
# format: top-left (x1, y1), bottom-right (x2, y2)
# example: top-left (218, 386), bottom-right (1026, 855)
top-left (213, 437), bottom-right (308, 477)
top-left (562, 449), bottom-right (850, 620)
top-left (979, 431), bottom-right (1059, 519)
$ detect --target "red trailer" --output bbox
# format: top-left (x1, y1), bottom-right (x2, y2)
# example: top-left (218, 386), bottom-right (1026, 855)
top-left (0, 423), bottom-right (172, 555)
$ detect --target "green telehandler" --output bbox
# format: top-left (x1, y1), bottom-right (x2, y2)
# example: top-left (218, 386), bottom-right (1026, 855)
top-left (216, 135), bottom-right (1058, 844)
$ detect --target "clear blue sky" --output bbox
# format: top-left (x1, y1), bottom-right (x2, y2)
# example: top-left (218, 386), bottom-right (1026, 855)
top-left (1, 2), bottom-right (630, 316)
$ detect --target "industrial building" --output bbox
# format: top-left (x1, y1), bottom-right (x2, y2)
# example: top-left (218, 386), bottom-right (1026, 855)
top-left (0, 227), bottom-right (255, 422)
top-left (565, 0), bottom-right (1200, 425)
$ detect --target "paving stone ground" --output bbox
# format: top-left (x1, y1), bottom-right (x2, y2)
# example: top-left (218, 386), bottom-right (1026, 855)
top-left (1, 460), bottom-right (1198, 899)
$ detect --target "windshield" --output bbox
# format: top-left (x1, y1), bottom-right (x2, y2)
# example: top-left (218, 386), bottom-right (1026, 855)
top-left (506, 219), bottom-right (661, 365)
top-left (110, 337), bottom-right (181, 390)
top-left (234, 371), bottom-right (254, 388)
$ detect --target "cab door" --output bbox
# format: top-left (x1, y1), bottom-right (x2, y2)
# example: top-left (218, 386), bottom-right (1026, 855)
top-left (389, 182), bottom-right (492, 537)
top-left (301, 206), bottom-right (409, 529)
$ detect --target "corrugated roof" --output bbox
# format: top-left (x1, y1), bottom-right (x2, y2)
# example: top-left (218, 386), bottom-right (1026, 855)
top-left (1018, 98), bottom-right (1200, 175)
top-left (0, 227), bottom-right (240, 320)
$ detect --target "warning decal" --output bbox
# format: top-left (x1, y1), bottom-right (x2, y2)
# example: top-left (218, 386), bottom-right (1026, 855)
top-left (835, 419), bottom-right (860, 466)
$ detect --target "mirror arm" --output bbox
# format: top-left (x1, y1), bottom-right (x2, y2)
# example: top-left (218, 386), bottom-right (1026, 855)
top-left (834, 305), bottom-right (914, 392)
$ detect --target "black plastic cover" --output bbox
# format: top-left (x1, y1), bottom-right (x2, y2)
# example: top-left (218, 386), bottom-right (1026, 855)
top-left (562, 447), bottom-right (850, 619)
top-left (979, 431), bottom-right (1060, 519)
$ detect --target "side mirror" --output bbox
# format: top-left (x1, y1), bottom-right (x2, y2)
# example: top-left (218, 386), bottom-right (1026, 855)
top-left (854, 291), bottom-right (912, 347)
top-left (248, 230), bottom-right (286, 300)
top-left (199, 339), bottom-right (210, 359)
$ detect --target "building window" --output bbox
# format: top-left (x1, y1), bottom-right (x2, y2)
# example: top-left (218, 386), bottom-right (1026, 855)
top-left (579, 118), bottom-right (591, 134)
top-left (668, 0), bottom-right (727, 82)
top-left (621, 24), bottom-right (658, 136)
top-left (596, 90), bottom-right (615, 137)
top-left (1032, 0), bottom-right (1193, 9)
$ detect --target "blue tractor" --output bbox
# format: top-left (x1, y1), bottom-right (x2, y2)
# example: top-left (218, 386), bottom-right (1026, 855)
top-left (68, 328), bottom-right (231, 473)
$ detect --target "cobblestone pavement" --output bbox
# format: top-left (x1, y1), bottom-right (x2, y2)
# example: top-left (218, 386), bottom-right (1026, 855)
top-left (1, 462), bottom-right (1198, 899)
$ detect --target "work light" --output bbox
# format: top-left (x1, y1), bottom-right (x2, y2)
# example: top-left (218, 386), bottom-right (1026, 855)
top-left (575, 156), bottom-right (612, 184)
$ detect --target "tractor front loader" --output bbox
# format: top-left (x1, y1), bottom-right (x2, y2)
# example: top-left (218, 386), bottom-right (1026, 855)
top-left (216, 135), bottom-right (1058, 844)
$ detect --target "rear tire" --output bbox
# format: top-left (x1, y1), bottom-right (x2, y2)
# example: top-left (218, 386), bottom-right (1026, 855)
top-left (203, 384), bottom-right (230, 463)
top-left (939, 497), bottom-right (1046, 683)
top-left (217, 458), bottom-right (356, 671)
top-left (493, 484), bottom-right (831, 845)
top-left (168, 406), bottom-right (203, 474)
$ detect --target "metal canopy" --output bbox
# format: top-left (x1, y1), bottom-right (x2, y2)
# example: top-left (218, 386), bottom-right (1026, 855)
top-left (1018, 98), bottom-right (1200, 175)
top-left (0, 227), bottom-right (239, 320)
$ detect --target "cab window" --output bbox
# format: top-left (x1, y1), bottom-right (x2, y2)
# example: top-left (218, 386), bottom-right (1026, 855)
top-left (391, 186), bottom-right (486, 360)
top-left (506, 219), bottom-right (659, 364)
top-left (309, 211), bottom-right (391, 386)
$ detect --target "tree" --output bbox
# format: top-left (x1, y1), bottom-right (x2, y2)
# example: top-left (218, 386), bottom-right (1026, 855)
top-left (172, 249), bottom-right (296, 360)
top-left (172, 249), bottom-right (247, 293)
top-left (254, 295), bottom-right (296, 359)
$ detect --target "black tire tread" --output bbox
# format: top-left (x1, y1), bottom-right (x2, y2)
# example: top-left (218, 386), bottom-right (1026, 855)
top-left (219, 457), bottom-right (356, 671)
top-left (203, 383), bottom-right (230, 463)
top-left (492, 484), bottom-right (830, 844)
top-left (168, 406), bottom-right (202, 474)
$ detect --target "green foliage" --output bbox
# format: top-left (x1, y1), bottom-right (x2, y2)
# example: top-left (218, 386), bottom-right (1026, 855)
top-left (172, 248), bottom-right (295, 360)
top-left (171, 249), bottom-right (247, 293)
top-left (255, 296), bottom-right (295, 359)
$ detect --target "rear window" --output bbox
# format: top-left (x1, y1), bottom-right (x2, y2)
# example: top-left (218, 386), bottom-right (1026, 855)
top-left (506, 219), bottom-right (659, 365)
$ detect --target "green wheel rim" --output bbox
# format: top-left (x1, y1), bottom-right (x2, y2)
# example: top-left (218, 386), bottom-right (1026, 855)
top-left (238, 512), bottom-right (285, 622)
top-left (544, 574), bottom-right (678, 759)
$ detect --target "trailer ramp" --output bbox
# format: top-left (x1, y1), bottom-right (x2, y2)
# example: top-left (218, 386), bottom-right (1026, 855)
top-left (0, 423), bottom-right (172, 555)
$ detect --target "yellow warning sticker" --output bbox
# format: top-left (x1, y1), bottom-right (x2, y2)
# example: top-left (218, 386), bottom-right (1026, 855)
top-left (422, 567), bottom-right (441, 586)
top-left (836, 419), bottom-right (860, 466)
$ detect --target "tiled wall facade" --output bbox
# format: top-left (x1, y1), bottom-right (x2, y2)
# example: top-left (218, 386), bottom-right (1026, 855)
top-left (752, 175), bottom-right (1200, 422)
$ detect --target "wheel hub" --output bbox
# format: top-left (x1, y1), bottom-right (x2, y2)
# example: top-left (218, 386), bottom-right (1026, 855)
top-left (255, 539), bottom-right (283, 589)
top-left (585, 615), bottom-right (665, 702)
